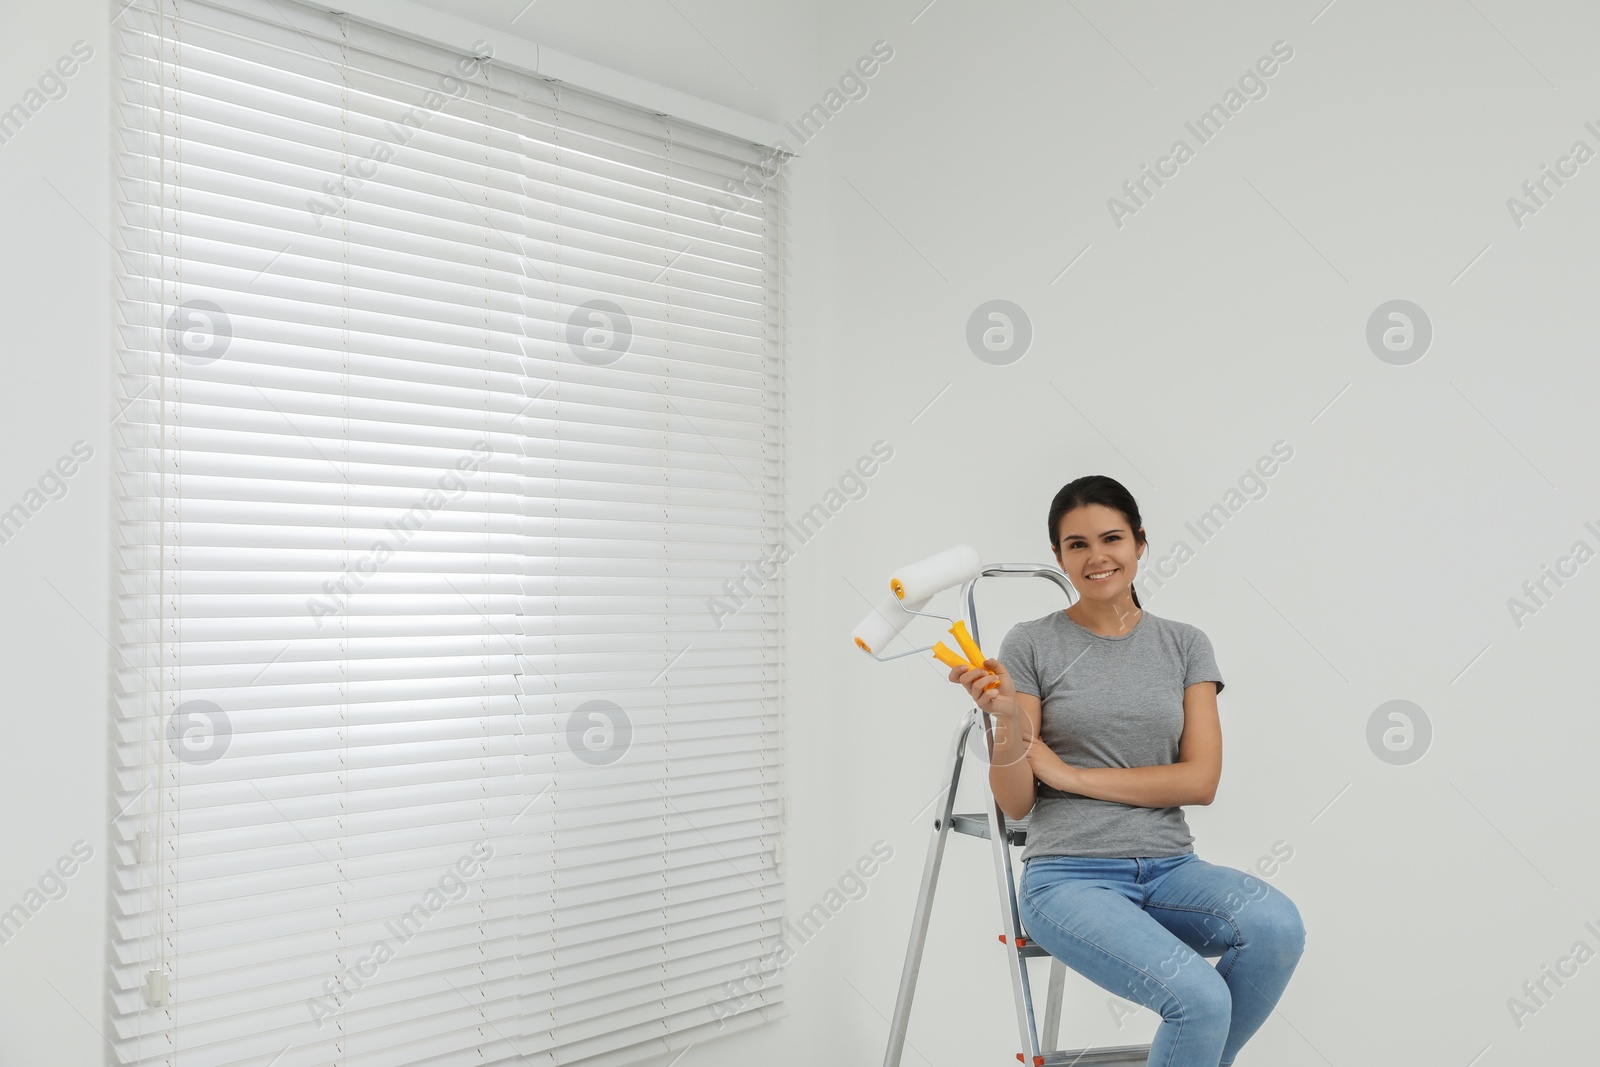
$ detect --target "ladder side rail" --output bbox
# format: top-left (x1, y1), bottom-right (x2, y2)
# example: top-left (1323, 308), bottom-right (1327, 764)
top-left (1042, 957), bottom-right (1066, 1053)
top-left (986, 718), bottom-right (1042, 1064)
top-left (967, 573), bottom-right (1052, 1064)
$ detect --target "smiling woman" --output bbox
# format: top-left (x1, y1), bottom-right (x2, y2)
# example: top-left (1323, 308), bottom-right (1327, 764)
top-left (958, 473), bottom-right (1307, 1067)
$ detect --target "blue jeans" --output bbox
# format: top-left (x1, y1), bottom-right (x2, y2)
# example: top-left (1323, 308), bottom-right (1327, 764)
top-left (1018, 853), bottom-right (1305, 1067)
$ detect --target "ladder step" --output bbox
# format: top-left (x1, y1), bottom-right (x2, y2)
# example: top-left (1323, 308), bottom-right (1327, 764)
top-left (997, 934), bottom-right (1051, 958)
top-left (942, 812), bottom-right (1029, 845)
top-left (1031, 1043), bottom-right (1153, 1065)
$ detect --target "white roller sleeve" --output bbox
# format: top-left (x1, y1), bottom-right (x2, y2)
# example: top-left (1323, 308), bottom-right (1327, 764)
top-left (852, 589), bottom-right (932, 654)
top-left (889, 544), bottom-right (982, 602)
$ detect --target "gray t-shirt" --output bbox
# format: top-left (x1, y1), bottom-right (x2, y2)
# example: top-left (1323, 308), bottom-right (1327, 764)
top-left (996, 609), bottom-right (1224, 861)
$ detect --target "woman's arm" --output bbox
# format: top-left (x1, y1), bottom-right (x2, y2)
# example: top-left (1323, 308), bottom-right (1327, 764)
top-left (989, 690), bottom-right (1041, 821)
top-left (1028, 756), bottom-right (1208, 808)
top-left (1026, 681), bottom-right (1222, 808)
top-left (947, 658), bottom-right (1039, 822)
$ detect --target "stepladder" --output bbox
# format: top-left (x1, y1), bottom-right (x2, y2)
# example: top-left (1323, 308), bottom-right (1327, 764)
top-left (881, 563), bottom-right (1152, 1067)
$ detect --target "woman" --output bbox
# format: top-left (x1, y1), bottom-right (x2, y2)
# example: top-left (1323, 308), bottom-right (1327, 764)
top-left (947, 475), bottom-right (1305, 1067)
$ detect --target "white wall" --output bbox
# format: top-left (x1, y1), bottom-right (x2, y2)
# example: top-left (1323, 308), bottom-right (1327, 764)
top-left (0, 2), bottom-right (118, 1062)
top-left (808, 2), bottom-right (1600, 1065)
top-left (4, 0), bottom-right (1598, 1064)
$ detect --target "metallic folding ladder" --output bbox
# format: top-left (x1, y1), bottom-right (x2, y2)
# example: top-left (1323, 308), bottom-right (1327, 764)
top-left (881, 563), bottom-right (1151, 1067)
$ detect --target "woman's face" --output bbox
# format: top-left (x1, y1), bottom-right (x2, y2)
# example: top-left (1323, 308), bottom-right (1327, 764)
top-left (1053, 503), bottom-right (1143, 604)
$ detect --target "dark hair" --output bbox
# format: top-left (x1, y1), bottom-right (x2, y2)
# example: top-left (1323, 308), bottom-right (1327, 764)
top-left (1047, 475), bottom-right (1146, 609)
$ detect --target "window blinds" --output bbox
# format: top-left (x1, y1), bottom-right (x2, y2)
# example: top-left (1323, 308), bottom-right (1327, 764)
top-left (111, 1), bottom-right (788, 1064)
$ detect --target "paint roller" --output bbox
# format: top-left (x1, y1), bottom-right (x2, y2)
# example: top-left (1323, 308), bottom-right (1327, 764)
top-left (851, 544), bottom-right (999, 690)
top-left (889, 544), bottom-right (982, 604)
top-left (851, 588), bottom-right (935, 655)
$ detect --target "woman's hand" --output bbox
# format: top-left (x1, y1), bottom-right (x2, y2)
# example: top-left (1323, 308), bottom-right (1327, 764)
top-left (948, 658), bottom-right (1038, 763)
top-left (947, 657), bottom-right (1019, 721)
top-left (1025, 736), bottom-right (1078, 794)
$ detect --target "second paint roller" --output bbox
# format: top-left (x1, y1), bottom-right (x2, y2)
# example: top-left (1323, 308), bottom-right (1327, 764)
top-left (851, 590), bottom-right (933, 654)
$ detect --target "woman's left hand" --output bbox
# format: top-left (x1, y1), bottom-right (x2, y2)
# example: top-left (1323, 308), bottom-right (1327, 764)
top-left (1025, 738), bottom-right (1077, 793)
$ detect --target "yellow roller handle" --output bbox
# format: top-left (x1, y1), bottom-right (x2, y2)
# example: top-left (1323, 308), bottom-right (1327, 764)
top-left (948, 619), bottom-right (986, 669)
top-left (941, 624), bottom-right (998, 691)
top-left (930, 642), bottom-right (969, 670)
